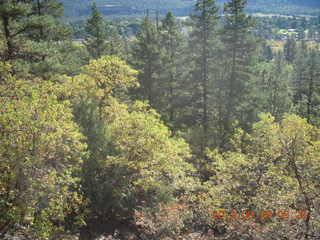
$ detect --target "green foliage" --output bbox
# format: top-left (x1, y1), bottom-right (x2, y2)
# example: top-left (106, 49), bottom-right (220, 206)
top-left (131, 16), bottom-right (162, 105)
top-left (187, 0), bottom-right (220, 149)
top-left (0, 0), bottom-right (85, 79)
top-left (0, 68), bottom-right (86, 238)
top-left (293, 47), bottom-right (320, 125)
top-left (68, 56), bottom-right (199, 238)
top-left (207, 113), bottom-right (320, 238)
top-left (2, 0), bottom-right (320, 239)
top-left (254, 52), bottom-right (293, 119)
top-left (214, 0), bottom-right (258, 148)
top-left (73, 55), bottom-right (138, 116)
top-left (105, 99), bottom-right (196, 191)
top-left (84, 4), bottom-right (124, 60)
top-left (59, 0), bottom-right (320, 18)
top-left (284, 37), bottom-right (297, 63)
top-left (261, 41), bottom-right (273, 61)
top-left (84, 3), bottom-right (109, 59)
top-left (157, 12), bottom-right (186, 125)
top-left (82, 55), bottom-right (138, 96)
top-left (82, 97), bottom-right (198, 236)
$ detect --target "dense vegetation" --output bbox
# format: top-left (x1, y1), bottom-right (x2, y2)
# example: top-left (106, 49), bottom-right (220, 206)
top-left (1, 0), bottom-right (320, 239)
top-left (60, 0), bottom-right (320, 17)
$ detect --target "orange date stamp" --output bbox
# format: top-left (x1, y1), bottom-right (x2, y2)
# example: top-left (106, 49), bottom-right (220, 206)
top-left (211, 209), bottom-right (309, 221)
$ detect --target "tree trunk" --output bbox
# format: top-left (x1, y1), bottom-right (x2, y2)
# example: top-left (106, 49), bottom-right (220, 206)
top-left (2, 16), bottom-right (14, 60)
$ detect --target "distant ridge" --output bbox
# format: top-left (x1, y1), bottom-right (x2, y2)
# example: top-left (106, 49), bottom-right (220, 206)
top-left (60, 0), bottom-right (320, 18)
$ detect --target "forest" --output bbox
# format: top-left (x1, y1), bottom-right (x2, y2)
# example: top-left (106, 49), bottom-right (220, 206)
top-left (0, 0), bottom-right (320, 240)
top-left (60, 0), bottom-right (320, 18)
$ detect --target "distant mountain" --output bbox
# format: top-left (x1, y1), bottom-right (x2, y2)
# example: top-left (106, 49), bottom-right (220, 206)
top-left (244, 0), bottom-right (320, 15)
top-left (60, 0), bottom-right (320, 18)
top-left (60, 0), bottom-right (194, 17)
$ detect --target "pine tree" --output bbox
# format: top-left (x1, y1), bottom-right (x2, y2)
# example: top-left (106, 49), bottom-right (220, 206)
top-left (84, 3), bottom-right (108, 59)
top-left (305, 50), bottom-right (319, 123)
top-left (261, 41), bottom-right (273, 61)
top-left (293, 41), bottom-right (309, 108)
top-left (283, 37), bottom-right (297, 63)
top-left (219, 0), bottom-right (257, 148)
top-left (28, 0), bottom-right (74, 78)
top-left (0, 0), bottom-right (32, 61)
top-left (0, 0), bottom-right (77, 78)
top-left (0, 0), bottom-right (68, 59)
top-left (293, 48), bottom-right (320, 124)
top-left (131, 15), bottom-right (162, 106)
top-left (105, 24), bottom-right (124, 57)
top-left (188, 0), bottom-right (219, 149)
top-left (30, 0), bottom-right (69, 42)
top-left (257, 52), bottom-right (293, 119)
top-left (158, 12), bottom-right (185, 124)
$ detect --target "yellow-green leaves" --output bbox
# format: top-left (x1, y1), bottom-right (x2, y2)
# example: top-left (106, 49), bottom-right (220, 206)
top-left (207, 113), bottom-right (320, 237)
top-left (85, 56), bottom-right (138, 92)
top-left (73, 56), bottom-right (138, 101)
top-left (104, 98), bottom-right (196, 192)
top-left (0, 73), bottom-right (86, 238)
top-left (70, 56), bottom-right (198, 232)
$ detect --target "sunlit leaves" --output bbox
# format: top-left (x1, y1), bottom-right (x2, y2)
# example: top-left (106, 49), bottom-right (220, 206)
top-left (70, 56), bottom-right (138, 104)
top-left (0, 72), bottom-right (86, 238)
top-left (207, 113), bottom-right (320, 238)
top-left (103, 97), bottom-right (197, 193)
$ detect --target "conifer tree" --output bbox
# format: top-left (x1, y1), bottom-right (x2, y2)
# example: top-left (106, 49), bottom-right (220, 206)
top-left (293, 42), bottom-right (309, 111)
top-left (188, 0), bottom-right (219, 150)
top-left (305, 50), bottom-right (320, 123)
top-left (0, 0), bottom-right (77, 78)
top-left (28, 0), bottom-right (74, 78)
top-left (293, 48), bottom-right (320, 124)
top-left (30, 0), bottom-right (69, 42)
top-left (84, 4), bottom-right (124, 60)
top-left (257, 52), bottom-right (293, 119)
top-left (261, 41), bottom-right (273, 61)
top-left (84, 3), bottom-right (108, 59)
top-left (219, 0), bottom-right (257, 148)
top-left (105, 24), bottom-right (124, 57)
top-left (0, 0), bottom-right (32, 61)
top-left (0, 0), bottom-right (68, 59)
top-left (158, 12), bottom-right (185, 124)
top-left (131, 15), bottom-right (162, 106)
top-left (283, 37), bottom-right (297, 63)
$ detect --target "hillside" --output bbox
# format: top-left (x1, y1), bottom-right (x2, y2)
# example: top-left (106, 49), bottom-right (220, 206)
top-left (61, 0), bottom-right (320, 17)
top-left (1, 0), bottom-right (320, 238)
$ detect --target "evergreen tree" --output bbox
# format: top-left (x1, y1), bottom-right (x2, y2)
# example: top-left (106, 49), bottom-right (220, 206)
top-left (0, 0), bottom-right (79, 78)
top-left (84, 3), bottom-right (108, 59)
top-left (293, 48), bottom-right (320, 124)
top-left (30, 0), bottom-right (69, 42)
top-left (188, 0), bottom-right (219, 150)
top-left (28, 0), bottom-right (75, 78)
top-left (261, 41), bottom-right (273, 61)
top-left (131, 15), bottom-right (162, 106)
top-left (0, 0), bottom-right (68, 59)
top-left (105, 24), bottom-right (124, 57)
top-left (256, 52), bottom-right (293, 119)
top-left (283, 37), bottom-right (297, 63)
top-left (0, 0), bottom-right (33, 61)
top-left (158, 12), bottom-right (185, 125)
top-left (70, 57), bottom-right (196, 239)
top-left (219, 0), bottom-right (257, 148)
top-left (305, 50), bottom-right (320, 123)
top-left (293, 41), bottom-right (309, 107)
